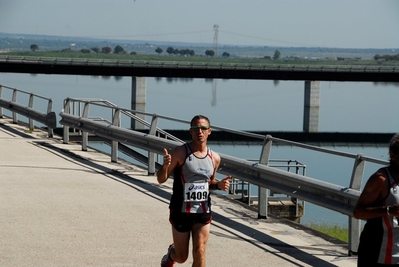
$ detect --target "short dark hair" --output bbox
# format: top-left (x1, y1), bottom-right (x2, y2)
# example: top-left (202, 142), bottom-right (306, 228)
top-left (389, 133), bottom-right (399, 154)
top-left (190, 115), bottom-right (210, 127)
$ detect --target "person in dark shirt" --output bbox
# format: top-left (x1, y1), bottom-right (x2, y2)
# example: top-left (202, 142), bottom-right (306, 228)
top-left (354, 133), bottom-right (399, 266)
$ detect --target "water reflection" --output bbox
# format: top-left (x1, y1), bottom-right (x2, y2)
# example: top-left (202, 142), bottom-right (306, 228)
top-left (2, 73), bottom-right (399, 133)
top-left (373, 81), bottom-right (399, 87)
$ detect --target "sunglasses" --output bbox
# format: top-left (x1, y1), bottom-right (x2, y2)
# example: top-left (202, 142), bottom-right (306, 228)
top-left (190, 125), bottom-right (210, 131)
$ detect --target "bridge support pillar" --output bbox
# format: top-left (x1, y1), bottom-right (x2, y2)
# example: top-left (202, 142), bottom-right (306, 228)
top-left (131, 77), bottom-right (146, 130)
top-left (303, 81), bottom-right (320, 132)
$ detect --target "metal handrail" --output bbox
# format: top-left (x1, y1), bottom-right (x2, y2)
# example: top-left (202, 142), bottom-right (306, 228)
top-left (0, 84), bottom-right (56, 137)
top-left (58, 97), bottom-right (389, 254)
top-left (63, 97), bottom-right (184, 143)
top-left (59, 109), bottom-right (361, 213)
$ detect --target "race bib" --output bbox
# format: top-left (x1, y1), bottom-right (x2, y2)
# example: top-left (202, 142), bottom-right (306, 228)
top-left (184, 182), bottom-right (209, 202)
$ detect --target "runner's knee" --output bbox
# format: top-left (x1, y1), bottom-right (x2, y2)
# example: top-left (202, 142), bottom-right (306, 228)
top-left (173, 248), bottom-right (189, 263)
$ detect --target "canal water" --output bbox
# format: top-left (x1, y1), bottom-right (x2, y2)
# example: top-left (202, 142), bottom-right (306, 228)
top-left (1, 72), bottom-right (398, 226)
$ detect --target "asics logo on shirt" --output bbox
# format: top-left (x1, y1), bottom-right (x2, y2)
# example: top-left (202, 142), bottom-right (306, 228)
top-left (188, 184), bottom-right (206, 190)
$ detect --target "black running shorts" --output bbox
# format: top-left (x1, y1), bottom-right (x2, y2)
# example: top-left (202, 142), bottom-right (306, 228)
top-left (169, 210), bottom-right (212, 233)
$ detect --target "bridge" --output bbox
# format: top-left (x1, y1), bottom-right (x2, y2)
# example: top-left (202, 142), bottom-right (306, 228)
top-left (0, 55), bottom-right (398, 82)
top-left (1, 55), bottom-right (398, 134)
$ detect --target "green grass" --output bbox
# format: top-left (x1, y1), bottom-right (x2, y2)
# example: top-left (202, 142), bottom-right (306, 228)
top-left (306, 222), bottom-right (348, 243)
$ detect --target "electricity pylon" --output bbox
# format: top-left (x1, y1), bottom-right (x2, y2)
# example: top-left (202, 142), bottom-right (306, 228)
top-left (213, 24), bottom-right (219, 57)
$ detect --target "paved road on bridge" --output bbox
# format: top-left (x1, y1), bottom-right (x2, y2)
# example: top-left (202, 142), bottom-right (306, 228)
top-left (0, 117), bottom-right (357, 267)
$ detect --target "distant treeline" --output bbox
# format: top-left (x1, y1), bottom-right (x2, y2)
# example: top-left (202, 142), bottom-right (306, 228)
top-left (374, 54), bottom-right (399, 61)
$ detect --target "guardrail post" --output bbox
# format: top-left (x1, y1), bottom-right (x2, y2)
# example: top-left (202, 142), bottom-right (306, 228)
top-left (147, 115), bottom-right (159, 175)
top-left (348, 154), bottom-right (364, 255)
top-left (47, 99), bottom-right (54, 138)
top-left (258, 135), bottom-right (273, 219)
top-left (0, 85), bottom-right (3, 117)
top-left (12, 89), bottom-right (17, 123)
top-left (111, 108), bottom-right (121, 163)
top-left (349, 154), bottom-right (364, 191)
top-left (81, 102), bottom-right (90, 151)
top-left (63, 99), bottom-right (72, 144)
top-left (28, 93), bottom-right (34, 130)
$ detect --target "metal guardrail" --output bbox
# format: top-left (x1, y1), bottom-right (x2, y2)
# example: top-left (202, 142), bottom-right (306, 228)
top-left (0, 84), bottom-right (56, 137)
top-left (234, 158), bottom-right (306, 208)
top-left (58, 97), bottom-right (390, 255)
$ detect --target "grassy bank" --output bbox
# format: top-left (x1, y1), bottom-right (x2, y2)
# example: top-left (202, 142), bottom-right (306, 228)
top-left (306, 222), bottom-right (349, 243)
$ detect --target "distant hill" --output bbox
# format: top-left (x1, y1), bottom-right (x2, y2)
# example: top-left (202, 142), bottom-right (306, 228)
top-left (0, 32), bottom-right (396, 60)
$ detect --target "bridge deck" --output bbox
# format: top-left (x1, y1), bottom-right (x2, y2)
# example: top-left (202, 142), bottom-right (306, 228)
top-left (1, 55), bottom-right (398, 82)
top-left (0, 118), bottom-right (356, 266)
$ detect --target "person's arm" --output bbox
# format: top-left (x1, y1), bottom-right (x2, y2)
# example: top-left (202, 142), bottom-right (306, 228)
top-left (209, 152), bottom-right (232, 191)
top-left (157, 147), bottom-right (183, 184)
top-left (353, 171), bottom-right (389, 220)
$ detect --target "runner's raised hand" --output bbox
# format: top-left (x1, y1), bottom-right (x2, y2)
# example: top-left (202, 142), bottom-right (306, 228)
top-left (163, 148), bottom-right (171, 166)
top-left (218, 175), bottom-right (232, 191)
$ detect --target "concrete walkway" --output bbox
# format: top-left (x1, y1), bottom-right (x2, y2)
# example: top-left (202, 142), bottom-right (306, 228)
top-left (0, 118), bottom-right (357, 267)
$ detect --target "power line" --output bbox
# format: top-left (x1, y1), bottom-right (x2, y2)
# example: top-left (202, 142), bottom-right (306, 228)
top-left (91, 30), bottom-right (212, 40)
top-left (89, 28), bottom-right (314, 47)
top-left (220, 30), bottom-right (314, 47)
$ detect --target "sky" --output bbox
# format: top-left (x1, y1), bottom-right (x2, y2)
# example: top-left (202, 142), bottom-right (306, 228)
top-left (0, 0), bottom-right (398, 49)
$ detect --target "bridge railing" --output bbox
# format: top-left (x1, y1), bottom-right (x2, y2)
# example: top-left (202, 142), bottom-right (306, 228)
top-left (0, 84), bottom-right (56, 137)
top-left (58, 97), bottom-right (389, 255)
top-left (1, 55), bottom-right (398, 74)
